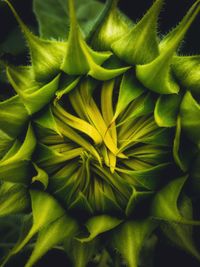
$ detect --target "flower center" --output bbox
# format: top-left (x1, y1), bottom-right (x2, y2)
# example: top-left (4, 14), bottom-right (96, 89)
top-left (36, 77), bottom-right (173, 213)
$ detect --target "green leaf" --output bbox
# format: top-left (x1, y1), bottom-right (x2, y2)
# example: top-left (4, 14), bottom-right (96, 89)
top-left (56, 120), bottom-right (101, 164)
top-left (0, 130), bottom-right (14, 159)
top-left (78, 215), bottom-right (122, 242)
top-left (31, 190), bottom-right (66, 229)
top-left (126, 144), bottom-right (170, 165)
top-left (61, 0), bottom-right (129, 80)
top-left (117, 93), bottom-right (154, 127)
top-left (154, 94), bottom-right (182, 127)
top-left (35, 143), bottom-right (83, 173)
top-left (0, 95), bottom-right (28, 138)
top-left (159, 1), bottom-right (200, 52)
top-left (7, 65), bottom-right (60, 115)
top-left (55, 118), bottom-right (101, 164)
top-left (93, 164), bottom-right (130, 204)
top-left (161, 195), bottom-right (200, 261)
top-left (116, 163), bottom-right (173, 190)
top-left (0, 124), bottom-right (36, 165)
top-left (91, 0), bottom-right (133, 50)
top-left (172, 55), bottom-right (200, 96)
top-left (68, 192), bottom-right (93, 215)
top-left (138, 128), bottom-right (172, 147)
top-left (0, 182), bottom-right (30, 217)
top-left (34, 105), bottom-right (61, 136)
top-left (1, 190), bottom-right (66, 265)
top-left (65, 238), bottom-right (98, 267)
top-left (180, 91), bottom-right (200, 146)
top-left (95, 189), bottom-right (123, 214)
top-left (116, 113), bottom-right (163, 153)
top-left (55, 76), bottom-right (81, 100)
top-left (101, 79), bottom-right (115, 125)
top-left (100, 79), bottom-right (117, 172)
top-left (151, 176), bottom-right (200, 225)
top-left (25, 214), bottom-right (78, 267)
top-left (32, 163), bottom-right (49, 190)
top-left (136, 0), bottom-right (200, 94)
top-left (53, 101), bottom-right (103, 145)
top-left (113, 69), bottom-right (144, 121)
top-left (49, 165), bottom-right (90, 208)
top-left (5, 0), bottom-right (66, 82)
top-left (5, 65), bottom-right (38, 92)
top-left (112, 0), bottom-right (163, 64)
top-left (33, 0), bottom-right (104, 39)
top-left (71, 79), bottom-right (125, 158)
top-left (111, 219), bottom-right (157, 267)
top-left (173, 116), bottom-right (195, 172)
top-left (89, 62), bottom-right (130, 82)
top-left (0, 159), bottom-right (30, 184)
top-left (0, 214), bottom-right (25, 255)
top-left (48, 160), bottom-right (78, 197)
top-left (0, 124), bottom-right (36, 183)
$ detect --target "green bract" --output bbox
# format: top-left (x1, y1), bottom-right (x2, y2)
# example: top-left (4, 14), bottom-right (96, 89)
top-left (0, 0), bottom-right (200, 266)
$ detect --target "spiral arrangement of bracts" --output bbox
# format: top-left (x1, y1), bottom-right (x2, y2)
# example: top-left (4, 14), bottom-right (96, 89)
top-left (0, 0), bottom-right (200, 266)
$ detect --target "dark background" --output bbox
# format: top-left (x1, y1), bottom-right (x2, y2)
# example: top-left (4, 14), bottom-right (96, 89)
top-left (0, 0), bottom-right (200, 266)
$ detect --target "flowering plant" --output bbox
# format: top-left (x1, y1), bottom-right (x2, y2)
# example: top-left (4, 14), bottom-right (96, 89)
top-left (0, 0), bottom-right (200, 266)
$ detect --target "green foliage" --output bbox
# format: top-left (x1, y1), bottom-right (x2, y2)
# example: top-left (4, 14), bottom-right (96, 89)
top-left (0, 0), bottom-right (199, 266)
top-left (33, 0), bottom-right (104, 39)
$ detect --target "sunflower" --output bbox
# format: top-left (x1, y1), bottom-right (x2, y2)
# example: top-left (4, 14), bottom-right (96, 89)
top-left (0, 0), bottom-right (200, 266)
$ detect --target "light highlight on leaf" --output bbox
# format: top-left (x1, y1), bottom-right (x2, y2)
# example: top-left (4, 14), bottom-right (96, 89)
top-left (61, 0), bottom-right (129, 80)
top-left (136, 0), bottom-right (200, 94)
top-left (5, 0), bottom-right (66, 81)
top-left (78, 215), bottom-right (122, 242)
top-left (180, 91), bottom-right (200, 146)
top-left (112, 0), bottom-right (163, 64)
